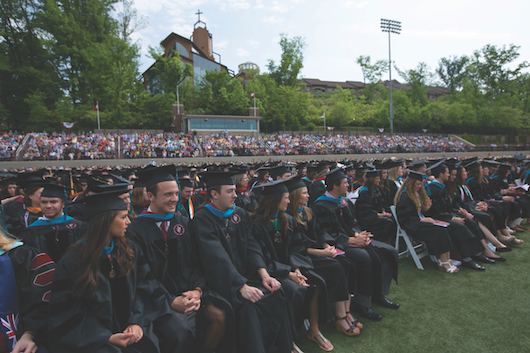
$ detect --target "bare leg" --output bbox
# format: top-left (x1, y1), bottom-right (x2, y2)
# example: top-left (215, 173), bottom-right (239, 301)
top-left (203, 303), bottom-right (225, 352)
top-left (307, 288), bottom-right (332, 350)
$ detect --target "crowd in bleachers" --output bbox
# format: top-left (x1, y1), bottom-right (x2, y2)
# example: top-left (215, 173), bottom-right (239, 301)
top-left (3, 130), bottom-right (473, 161)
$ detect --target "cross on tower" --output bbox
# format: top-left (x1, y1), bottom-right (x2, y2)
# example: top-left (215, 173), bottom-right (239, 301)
top-left (196, 9), bottom-right (203, 22)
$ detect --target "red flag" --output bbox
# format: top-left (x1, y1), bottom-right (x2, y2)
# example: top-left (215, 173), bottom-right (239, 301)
top-left (93, 104), bottom-right (98, 110)
top-left (250, 92), bottom-right (255, 98)
top-left (327, 126), bottom-right (334, 131)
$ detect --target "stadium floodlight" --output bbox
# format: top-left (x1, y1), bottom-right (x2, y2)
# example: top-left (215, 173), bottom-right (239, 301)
top-left (381, 18), bottom-right (401, 135)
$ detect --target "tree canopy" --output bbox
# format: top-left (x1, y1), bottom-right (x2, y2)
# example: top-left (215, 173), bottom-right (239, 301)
top-left (1, 3), bottom-right (529, 136)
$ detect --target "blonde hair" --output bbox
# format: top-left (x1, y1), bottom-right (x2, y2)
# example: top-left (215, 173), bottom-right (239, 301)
top-left (388, 166), bottom-right (402, 182)
top-left (0, 227), bottom-right (18, 252)
top-left (315, 168), bottom-right (329, 179)
top-left (394, 177), bottom-right (431, 212)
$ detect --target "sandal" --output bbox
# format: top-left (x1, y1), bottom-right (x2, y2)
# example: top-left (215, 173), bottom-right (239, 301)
top-left (307, 331), bottom-right (333, 352)
top-left (333, 315), bottom-right (360, 336)
top-left (513, 237), bottom-right (524, 245)
top-left (345, 311), bottom-right (363, 329)
top-left (499, 234), bottom-right (516, 245)
top-left (437, 259), bottom-right (459, 273)
top-left (292, 342), bottom-right (304, 353)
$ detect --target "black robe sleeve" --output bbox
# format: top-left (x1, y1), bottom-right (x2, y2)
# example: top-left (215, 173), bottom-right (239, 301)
top-left (10, 245), bottom-right (54, 346)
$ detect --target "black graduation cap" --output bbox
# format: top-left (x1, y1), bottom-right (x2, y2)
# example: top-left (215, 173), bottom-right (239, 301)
top-left (256, 166), bottom-right (271, 175)
top-left (269, 165), bottom-right (290, 179)
top-left (0, 173), bottom-right (16, 186)
top-left (480, 160), bottom-right (499, 168)
top-left (409, 160), bottom-right (426, 170)
top-left (497, 163), bottom-right (512, 171)
top-left (285, 175), bottom-right (305, 193)
top-left (323, 167), bottom-right (347, 184)
top-left (427, 160), bottom-right (447, 176)
top-left (256, 179), bottom-right (289, 196)
top-left (296, 162), bottom-right (308, 170)
top-left (344, 164), bottom-right (355, 172)
top-left (178, 177), bottom-right (194, 189)
top-left (306, 164), bottom-right (318, 173)
top-left (136, 165), bottom-right (177, 189)
top-left (83, 190), bottom-right (128, 221)
top-left (230, 164), bottom-right (251, 174)
top-left (407, 171), bottom-right (425, 181)
top-left (17, 171), bottom-right (48, 191)
top-left (40, 184), bottom-right (67, 199)
top-left (316, 161), bottom-right (330, 173)
top-left (177, 168), bottom-right (190, 178)
top-left (383, 160), bottom-right (403, 170)
top-left (200, 171), bottom-right (238, 188)
top-left (365, 169), bottom-right (380, 178)
top-left (465, 161), bottom-right (480, 171)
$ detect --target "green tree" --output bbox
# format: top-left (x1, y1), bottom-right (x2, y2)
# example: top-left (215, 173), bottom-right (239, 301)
top-left (472, 44), bottom-right (529, 106)
top-left (356, 55), bottom-right (388, 84)
top-left (0, 0), bottom-right (61, 129)
top-left (436, 55), bottom-right (469, 98)
top-left (395, 62), bottom-right (435, 106)
top-left (267, 34), bottom-right (305, 86)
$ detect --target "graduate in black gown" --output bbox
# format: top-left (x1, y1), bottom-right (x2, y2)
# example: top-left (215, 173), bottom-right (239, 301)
top-left (233, 170), bottom-right (257, 213)
top-left (126, 166), bottom-right (232, 353)
top-left (423, 162), bottom-right (491, 271)
top-left (394, 172), bottom-right (459, 273)
top-left (307, 163), bottom-right (329, 207)
top-left (455, 166), bottom-right (511, 256)
top-left (191, 171), bottom-right (295, 353)
top-left (312, 168), bottom-right (399, 322)
top-left (251, 180), bottom-right (332, 351)
top-left (48, 191), bottom-right (185, 353)
top-left (355, 170), bottom-right (397, 243)
top-left (176, 178), bottom-right (196, 219)
top-left (4, 172), bottom-right (46, 234)
top-left (286, 176), bottom-right (363, 341)
top-left (18, 184), bottom-right (86, 262)
top-left (465, 162), bottom-right (524, 245)
top-left (0, 229), bottom-right (54, 353)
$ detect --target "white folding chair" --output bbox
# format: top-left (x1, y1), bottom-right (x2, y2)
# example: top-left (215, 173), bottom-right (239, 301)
top-left (390, 205), bottom-right (435, 270)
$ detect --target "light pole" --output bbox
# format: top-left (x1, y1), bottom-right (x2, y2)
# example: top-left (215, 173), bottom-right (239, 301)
top-left (381, 18), bottom-right (401, 135)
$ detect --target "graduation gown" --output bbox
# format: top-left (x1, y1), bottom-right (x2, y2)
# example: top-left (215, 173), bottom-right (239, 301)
top-left (4, 198), bottom-right (41, 234)
top-left (299, 209), bottom-right (350, 302)
top-left (1, 243), bottom-right (54, 352)
top-left (312, 196), bottom-right (398, 299)
top-left (235, 189), bottom-right (257, 213)
top-left (191, 206), bottom-right (294, 353)
top-left (424, 182), bottom-right (484, 258)
top-left (126, 212), bottom-right (234, 353)
top-left (48, 241), bottom-right (186, 353)
top-left (252, 215), bottom-right (326, 327)
top-left (355, 187), bottom-right (396, 242)
top-left (18, 216), bottom-right (86, 262)
top-left (308, 179), bottom-right (326, 207)
top-left (395, 192), bottom-right (454, 256)
top-left (490, 175), bottom-right (530, 218)
top-left (454, 185), bottom-right (498, 235)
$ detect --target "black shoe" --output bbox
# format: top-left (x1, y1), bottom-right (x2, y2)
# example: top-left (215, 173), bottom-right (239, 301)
top-left (373, 295), bottom-right (400, 310)
top-left (472, 253), bottom-right (496, 264)
top-left (496, 247), bottom-right (512, 252)
top-left (487, 256), bottom-right (506, 262)
top-left (461, 259), bottom-right (485, 271)
top-left (351, 302), bottom-right (382, 321)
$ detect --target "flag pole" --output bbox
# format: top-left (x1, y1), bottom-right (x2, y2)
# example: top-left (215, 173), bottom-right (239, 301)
top-left (96, 101), bottom-right (100, 130)
top-left (253, 92), bottom-right (256, 117)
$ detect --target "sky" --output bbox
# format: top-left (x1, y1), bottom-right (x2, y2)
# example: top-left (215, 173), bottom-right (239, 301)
top-left (128, 0), bottom-right (530, 84)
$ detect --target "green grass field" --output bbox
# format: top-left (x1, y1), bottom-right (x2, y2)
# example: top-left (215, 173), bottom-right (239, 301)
top-left (296, 230), bottom-right (530, 353)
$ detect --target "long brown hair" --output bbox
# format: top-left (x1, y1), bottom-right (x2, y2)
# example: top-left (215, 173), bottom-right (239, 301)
top-left (364, 176), bottom-right (379, 193)
top-left (467, 166), bottom-right (483, 182)
top-left (73, 210), bottom-right (135, 298)
top-left (131, 187), bottom-right (145, 207)
top-left (288, 187), bottom-right (312, 226)
top-left (252, 193), bottom-right (290, 231)
top-left (394, 177), bottom-right (431, 212)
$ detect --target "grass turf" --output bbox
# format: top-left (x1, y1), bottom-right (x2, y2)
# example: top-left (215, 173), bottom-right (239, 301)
top-left (296, 230), bottom-right (530, 353)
